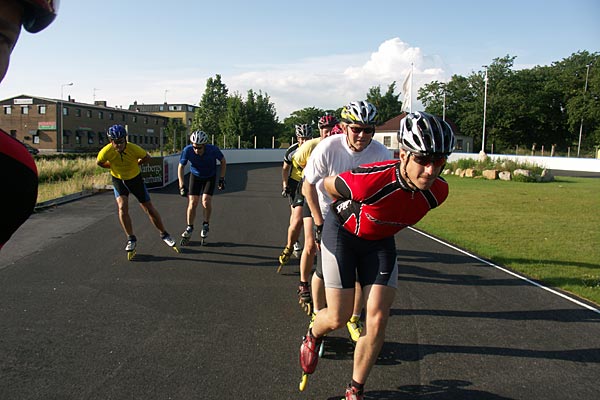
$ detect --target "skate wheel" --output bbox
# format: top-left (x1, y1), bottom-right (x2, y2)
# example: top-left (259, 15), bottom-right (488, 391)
top-left (299, 373), bottom-right (308, 391)
top-left (318, 340), bottom-right (325, 358)
top-left (201, 238), bottom-right (206, 246)
top-left (127, 250), bottom-right (136, 261)
top-left (276, 264), bottom-right (283, 273)
top-left (172, 246), bottom-right (180, 253)
top-left (180, 238), bottom-right (189, 246)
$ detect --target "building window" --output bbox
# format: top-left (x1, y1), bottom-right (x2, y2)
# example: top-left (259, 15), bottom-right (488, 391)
top-left (121, 114), bottom-right (126, 121)
top-left (98, 111), bottom-right (104, 119)
top-left (159, 105), bottom-right (164, 111)
top-left (383, 136), bottom-right (391, 147)
top-left (88, 132), bottom-right (94, 144)
top-left (98, 132), bottom-right (105, 145)
top-left (86, 110), bottom-right (92, 118)
top-left (456, 139), bottom-right (463, 150)
top-left (21, 106), bottom-right (29, 114)
top-left (75, 132), bottom-right (81, 145)
top-left (3, 106), bottom-right (11, 114)
top-left (75, 108), bottom-right (81, 117)
top-left (63, 130), bottom-right (71, 144)
top-left (132, 115), bottom-right (137, 123)
top-left (63, 107), bottom-right (69, 116)
top-left (38, 105), bottom-right (46, 114)
top-left (10, 129), bottom-right (17, 137)
top-left (144, 117), bottom-right (148, 124)
top-left (109, 112), bottom-right (114, 120)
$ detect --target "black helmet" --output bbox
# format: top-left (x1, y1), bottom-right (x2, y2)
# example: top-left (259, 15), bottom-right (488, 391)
top-left (21, 0), bottom-right (60, 33)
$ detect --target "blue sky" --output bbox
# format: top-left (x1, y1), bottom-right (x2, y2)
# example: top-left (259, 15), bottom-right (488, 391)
top-left (1, 0), bottom-right (598, 118)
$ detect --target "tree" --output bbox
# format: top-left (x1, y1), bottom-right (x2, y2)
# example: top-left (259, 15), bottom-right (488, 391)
top-left (163, 119), bottom-right (187, 153)
top-left (193, 74), bottom-right (228, 138)
top-left (366, 82), bottom-right (402, 123)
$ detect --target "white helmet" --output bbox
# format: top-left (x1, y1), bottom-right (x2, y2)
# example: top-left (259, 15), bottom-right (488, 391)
top-left (340, 101), bottom-right (378, 125)
top-left (398, 112), bottom-right (455, 155)
top-left (190, 130), bottom-right (209, 145)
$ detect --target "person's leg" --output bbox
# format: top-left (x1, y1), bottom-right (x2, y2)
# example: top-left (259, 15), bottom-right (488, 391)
top-left (351, 284), bottom-right (396, 385)
top-left (201, 193), bottom-right (212, 223)
top-left (310, 287), bottom-right (355, 337)
top-left (286, 205), bottom-right (303, 249)
top-left (115, 195), bottom-right (133, 236)
top-left (187, 195), bottom-right (200, 226)
top-left (140, 200), bottom-right (167, 234)
top-left (299, 216), bottom-right (315, 283)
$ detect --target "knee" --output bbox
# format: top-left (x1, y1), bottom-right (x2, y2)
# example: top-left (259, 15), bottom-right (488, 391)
top-left (365, 311), bottom-right (389, 338)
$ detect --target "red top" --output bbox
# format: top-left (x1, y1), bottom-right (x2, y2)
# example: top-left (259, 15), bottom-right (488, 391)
top-left (332, 160), bottom-right (448, 240)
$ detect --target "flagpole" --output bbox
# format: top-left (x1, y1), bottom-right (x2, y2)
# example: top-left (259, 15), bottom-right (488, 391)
top-left (410, 63), bottom-right (413, 113)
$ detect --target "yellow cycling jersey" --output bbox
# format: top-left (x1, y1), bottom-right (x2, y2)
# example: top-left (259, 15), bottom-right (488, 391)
top-left (97, 142), bottom-right (148, 180)
top-left (292, 137), bottom-right (321, 175)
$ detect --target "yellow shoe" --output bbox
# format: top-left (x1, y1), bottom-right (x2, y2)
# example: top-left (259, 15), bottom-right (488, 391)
top-left (278, 246), bottom-right (292, 266)
top-left (346, 316), bottom-right (363, 343)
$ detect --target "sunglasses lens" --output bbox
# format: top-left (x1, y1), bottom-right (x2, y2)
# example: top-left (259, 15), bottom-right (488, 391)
top-left (350, 126), bottom-right (375, 134)
top-left (413, 155), bottom-right (447, 167)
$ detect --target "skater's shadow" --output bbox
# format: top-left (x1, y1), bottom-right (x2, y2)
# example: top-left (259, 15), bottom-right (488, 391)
top-left (321, 336), bottom-right (355, 361)
top-left (326, 379), bottom-right (513, 399)
top-left (129, 253), bottom-right (188, 262)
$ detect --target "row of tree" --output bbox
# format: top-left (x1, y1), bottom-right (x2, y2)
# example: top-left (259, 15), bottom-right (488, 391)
top-left (165, 51), bottom-right (598, 156)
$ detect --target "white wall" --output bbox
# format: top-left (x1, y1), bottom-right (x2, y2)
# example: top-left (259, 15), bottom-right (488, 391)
top-left (449, 152), bottom-right (600, 172)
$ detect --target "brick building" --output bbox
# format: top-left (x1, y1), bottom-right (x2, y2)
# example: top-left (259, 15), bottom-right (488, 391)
top-left (0, 95), bottom-right (170, 153)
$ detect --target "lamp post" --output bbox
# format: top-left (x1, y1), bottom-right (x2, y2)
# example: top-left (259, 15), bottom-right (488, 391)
top-left (480, 66), bottom-right (488, 156)
top-left (60, 82), bottom-right (73, 153)
top-left (164, 89), bottom-right (169, 103)
top-left (577, 63), bottom-right (591, 158)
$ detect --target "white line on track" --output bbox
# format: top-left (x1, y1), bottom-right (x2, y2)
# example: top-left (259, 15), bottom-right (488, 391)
top-left (408, 227), bottom-right (600, 315)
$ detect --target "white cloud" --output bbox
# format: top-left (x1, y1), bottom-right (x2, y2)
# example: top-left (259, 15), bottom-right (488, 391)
top-left (224, 38), bottom-right (451, 119)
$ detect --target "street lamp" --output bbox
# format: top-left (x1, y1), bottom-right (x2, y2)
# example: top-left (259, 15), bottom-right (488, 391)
top-left (60, 82), bottom-right (73, 153)
top-left (480, 66), bottom-right (489, 156)
top-left (577, 63), bottom-right (591, 158)
top-left (164, 89), bottom-right (169, 104)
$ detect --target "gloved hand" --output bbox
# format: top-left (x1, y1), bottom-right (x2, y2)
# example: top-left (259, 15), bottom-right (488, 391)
top-left (281, 186), bottom-right (290, 197)
top-left (218, 177), bottom-right (225, 190)
top-left (179, 186), bottom-right (188, 197)
top-left (314, 224), bottom-right (323, 244)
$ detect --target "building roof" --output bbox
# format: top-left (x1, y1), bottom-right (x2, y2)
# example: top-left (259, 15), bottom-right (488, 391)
top-left (377, 113), bottom-right (407, 132)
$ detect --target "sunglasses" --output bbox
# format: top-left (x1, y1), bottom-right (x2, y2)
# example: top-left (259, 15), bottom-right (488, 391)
top-left (348, 126), bottom-right (375, 135)
top-left (112, 139), bottom-right (126, 145)
top-left (411, 154), bottom-right (447, 168)
top-left (192, 144), bottom-right (205, 150)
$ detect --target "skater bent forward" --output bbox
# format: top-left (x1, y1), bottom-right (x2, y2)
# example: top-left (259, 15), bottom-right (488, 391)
top-left (96, 124), bottom-right (177, 253)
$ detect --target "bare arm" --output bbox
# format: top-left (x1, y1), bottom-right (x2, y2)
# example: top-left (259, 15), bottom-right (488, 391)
top-left (303, 181), bottom-right (324, 227)
top-left (282, 162), bottom-right (291, 189)
top-left (219, 157), bottom-right (227, 179)
top-left (178, 163), bottom-right (185, 188)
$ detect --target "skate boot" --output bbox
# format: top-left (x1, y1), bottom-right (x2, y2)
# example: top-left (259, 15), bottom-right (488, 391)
top-left (347, 315), bottom-right (363, 344)
top-left (308, 312), bottom-right (325, 358)
top-left (180, 226), bottom-right (193, 246)
top-left (293, 241), bottom-right (302, 258)
top-left (200, 222), bottom-right (209, 245)
top-left (125, 236), bottom-right (137, 261)
top-left (277, 246), bottom-right (292, 273)
top-left (345, 384), bottom-right (364, 400)
top-left (161, 232), bottom-right (179, 253)
top-left (297, 282), bottom-right (313, 316)
top-left (298, 329), bottom-right (323, 391)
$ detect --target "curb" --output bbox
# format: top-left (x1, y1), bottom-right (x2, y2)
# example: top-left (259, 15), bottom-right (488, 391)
top-left (34, 185), bottom-right (113, 212)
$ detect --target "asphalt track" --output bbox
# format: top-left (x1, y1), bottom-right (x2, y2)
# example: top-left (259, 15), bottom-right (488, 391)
top-left (1, 162), bottom-right (599, 400)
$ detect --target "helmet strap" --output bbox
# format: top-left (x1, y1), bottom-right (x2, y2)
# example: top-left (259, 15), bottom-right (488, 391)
top-left (401, 153), bottom-right (419, 192)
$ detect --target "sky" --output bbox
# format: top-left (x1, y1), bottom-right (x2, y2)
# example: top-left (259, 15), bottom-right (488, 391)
top-left (1, 0), bottom-right (598, 119)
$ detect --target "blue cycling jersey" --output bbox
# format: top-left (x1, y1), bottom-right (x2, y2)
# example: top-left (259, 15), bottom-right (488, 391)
top-left (179, 144), bottom-right (224, 179)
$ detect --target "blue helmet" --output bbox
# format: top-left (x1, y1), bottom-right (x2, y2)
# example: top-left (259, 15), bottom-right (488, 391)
top-left (107, 124), bottom-right (127, 140)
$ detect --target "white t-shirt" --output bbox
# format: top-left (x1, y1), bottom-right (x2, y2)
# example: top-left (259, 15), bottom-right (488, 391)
top-left (303, 134), bottom-right (391, 218)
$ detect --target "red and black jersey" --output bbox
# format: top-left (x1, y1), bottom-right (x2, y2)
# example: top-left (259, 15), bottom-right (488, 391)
top-left (0, 130), bottom-right (38, 248)
top-left (332, 160), bottom-right (448, 241)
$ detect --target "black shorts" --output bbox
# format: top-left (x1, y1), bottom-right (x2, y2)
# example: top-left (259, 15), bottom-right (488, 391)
top-left (112, 174), bottom-right (150, 203)
top-left (321, 212), bottom-right (398, 289)
top-left (189, 174), bottom-right (216, 196)
top-left (286, 178), bottom-right (301, 207)
top-left (291, 179), bottom-right (305, 208)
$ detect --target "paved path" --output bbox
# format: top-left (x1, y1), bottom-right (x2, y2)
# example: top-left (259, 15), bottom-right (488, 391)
top-left (1, 163), bottom-right (599, 400)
